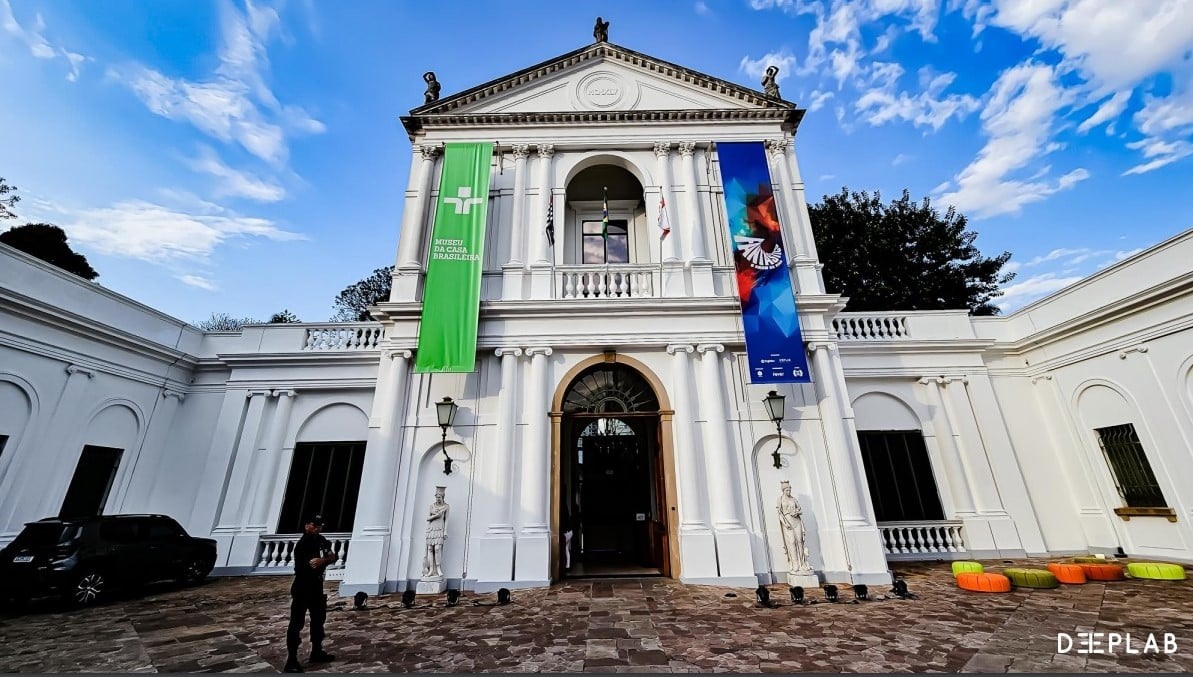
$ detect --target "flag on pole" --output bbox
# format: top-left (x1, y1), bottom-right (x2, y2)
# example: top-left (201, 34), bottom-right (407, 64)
top-left (601, 186), bottom-right (610, 241)
top-left (545, 199), bottom-right (555, 248)
top-left (657, 194), bottom-right (671, 241)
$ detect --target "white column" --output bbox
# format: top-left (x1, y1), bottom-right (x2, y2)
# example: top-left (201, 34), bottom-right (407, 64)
top-left (918, 377), bottom-right (977, 517)
top-left (473, 347), bottom-right (522, 587)
top-left (655, 141), bottom-right (681, 263)
top-left (809, 345), bottom-right (865, 524)
top-left (940, 377), bottom-right (996, 513)
top-left (248, 389), bottom-right (297, 529)
top-left (667, 344), bottom-right (719, 581)
top-left (782, 136), bottom-right (826, 294)
top-left (530, 144), bottom-right (555, 266)
top-left (514, 346), bottom-right (552, 583)
top-left (764, 138), bottom-right (808, 261)
top-left (694, 344), bottom-right (754, 582)
top-left (396, 144), bottom-right (439, 269)
top-left (341, 350), bottom-right (411, 595)
top-left (214, 389), bottom-right (271, 570)
top-left (678, 142), bottom-right (709, 263)
top-left (23, 365), bottom-right (94, 524)
top-left (507, 144), bottom-right (530, 266)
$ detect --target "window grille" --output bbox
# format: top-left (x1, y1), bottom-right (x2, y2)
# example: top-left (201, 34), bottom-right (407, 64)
top-left (1095, 423), bottom-right (1167, 508)
top-left (277, 441), bottom-right (366, 533)
top-left (858, 431), bottom-right (944, 522)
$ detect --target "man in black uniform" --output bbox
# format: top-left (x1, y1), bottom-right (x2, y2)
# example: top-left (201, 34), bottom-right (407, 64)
top-left (284, 514), bottom-right (338, 673)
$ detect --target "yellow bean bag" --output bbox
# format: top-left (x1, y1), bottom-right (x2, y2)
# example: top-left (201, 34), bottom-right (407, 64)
top-left (952, 561), bottom-right (984, 576)
top-left (1126, 562), bottom-right (1187, 581)
top-left (956, 572), bottom-right (1011, 593)
top-left (1074, 555), bottom-right (1111, 564)
top-left (1004, 567), bottom-right (1060, 589)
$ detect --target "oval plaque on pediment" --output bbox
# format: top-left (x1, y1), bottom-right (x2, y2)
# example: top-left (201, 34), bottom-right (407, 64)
top-left (576, 71), bottom-right (637, 110)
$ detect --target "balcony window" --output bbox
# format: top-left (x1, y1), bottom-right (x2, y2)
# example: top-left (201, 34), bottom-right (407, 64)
top-left (858, 431), bottom-right (945, 522)
top-left (277, 441), bottom-right (366, 533)
top-left (582, 220), bottom-right (629, 264)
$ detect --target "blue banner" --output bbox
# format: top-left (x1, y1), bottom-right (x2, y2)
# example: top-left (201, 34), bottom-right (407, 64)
top-left (717, 141), bottom-right (811, 384)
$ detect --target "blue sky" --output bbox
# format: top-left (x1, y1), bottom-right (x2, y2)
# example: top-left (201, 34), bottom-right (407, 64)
top-left (2, 0), bottom-right (1191, 323)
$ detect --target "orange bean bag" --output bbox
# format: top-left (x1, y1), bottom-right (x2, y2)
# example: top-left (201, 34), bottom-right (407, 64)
top-left (1047, 562), bottom-right (1087, 584)
top-left (956, 572), bottom-right (1012, 593)
top-left (1080, 563), bottom-right (1126, 581)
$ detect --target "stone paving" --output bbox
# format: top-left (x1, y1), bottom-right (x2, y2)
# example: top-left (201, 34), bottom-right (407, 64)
top-left (2, 558), bottom-right (1193, 673)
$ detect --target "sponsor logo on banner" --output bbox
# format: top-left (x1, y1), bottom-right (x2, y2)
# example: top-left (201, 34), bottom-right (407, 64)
top-left (716, 141), bottom-right (812, 384)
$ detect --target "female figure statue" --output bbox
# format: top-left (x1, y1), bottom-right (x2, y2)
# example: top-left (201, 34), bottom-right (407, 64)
top-left (776, 480), bottom-right (811, 573)
top-left (423, 72), bottom-right (441, 104)
top-left (761, 65), bottom-right (781, 99)
top-left (422, 486), bottom-right (449, 578)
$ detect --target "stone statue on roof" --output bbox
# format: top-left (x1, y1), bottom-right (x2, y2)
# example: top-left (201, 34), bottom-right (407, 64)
top-left (593, 17), bottom-right (609, 43)
top-left (762, 65), bottom-right (781, 99)
top-left (423, 71), bottom-right (441, 104)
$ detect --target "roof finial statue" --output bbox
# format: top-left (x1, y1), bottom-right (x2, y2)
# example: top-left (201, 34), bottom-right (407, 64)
top-left (762, 65), bottom-right (781, 99)
top-left (423, 71), bottom-right (441, 104)
top-left (593, 16), bottom-right (609, 43)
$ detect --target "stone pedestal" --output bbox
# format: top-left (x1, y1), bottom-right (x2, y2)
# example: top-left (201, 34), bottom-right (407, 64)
top-left (787, 571), bottom-right (820, 588)
top-left (416, 577), bottom-right (447, 595)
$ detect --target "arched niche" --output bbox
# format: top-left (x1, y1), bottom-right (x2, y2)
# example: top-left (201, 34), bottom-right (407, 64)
top-left (84, 402), bottom-right (143, 450)
top-left (852, 391), bottom-right (922, 431)
top-left (407, 441), bottom-right (473, 584)
top-left (296, 403), bottom-right (368, 443)
top-left (0, 376), bottom-right (37, 484)
top-left (752, 436), bottom-right (825, 578)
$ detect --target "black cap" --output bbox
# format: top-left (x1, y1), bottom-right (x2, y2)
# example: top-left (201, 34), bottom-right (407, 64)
top-left (307, 514), bottom-right (325, 527)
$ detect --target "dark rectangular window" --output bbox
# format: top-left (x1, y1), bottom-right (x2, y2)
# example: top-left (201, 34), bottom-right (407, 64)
top-left (277, 441), bottom-right (366, 533)
top-left (1096, 423), bottom-right (1167, 508)
top-left (858, 431), bottom-right (944, 522)
top-left (582, 220), bottom-right (629, 264)
top-left (0, 434), bottom-right (8, 461)
top-left (59, 445), bottom-right (123, 519)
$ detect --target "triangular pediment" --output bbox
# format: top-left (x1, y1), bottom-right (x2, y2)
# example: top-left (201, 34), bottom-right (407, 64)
top-left (411, 42), bottom-right (794, 118)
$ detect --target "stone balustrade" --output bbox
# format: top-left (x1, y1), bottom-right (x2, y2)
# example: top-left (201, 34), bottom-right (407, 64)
top-left (302, 325), bottom-right (385, 351)
top-left (834, 314), bottom-right (911, 341)
top-left (877, 520), bottom-right (967, 560)
top-left (254, 533), bottom-right (351, 580)
top-left (557, 264), bottom-right (657, 299)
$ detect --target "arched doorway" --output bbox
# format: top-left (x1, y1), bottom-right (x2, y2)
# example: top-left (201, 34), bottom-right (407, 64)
top-left (551, 355), bottom-right (677, 579)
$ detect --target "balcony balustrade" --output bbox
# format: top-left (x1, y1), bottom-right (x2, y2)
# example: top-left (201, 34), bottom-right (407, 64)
top-left (254, 533), bottom-right (351, 580)
top-left (877, 520), bottom-right (967, 560)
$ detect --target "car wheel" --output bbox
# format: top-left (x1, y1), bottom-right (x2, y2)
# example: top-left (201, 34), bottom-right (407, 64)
top-left (71, 570), bottom-right (106, 606)
top-left (181, 559), bottom-right (212, 584)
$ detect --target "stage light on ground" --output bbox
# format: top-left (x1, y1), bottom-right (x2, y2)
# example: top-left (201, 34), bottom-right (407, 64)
top-left (892, 579), bottom-right (912, 599)
top-left (823, 584), bottom-right (839, 603)
top-left (402, 590), bottom-right (416, 608)
top-left (853, 584), bottom-right (868, 601)
top-left (446, 589), bottom-right (460, 607)
top-left (353, 591), bottom-right (368, 610)
top-left (497, 588), bottom-right (511, 605)
top-left (789, 586), bottom-right (804, 604)
top-left (755, 586), bottom-right (772, 608)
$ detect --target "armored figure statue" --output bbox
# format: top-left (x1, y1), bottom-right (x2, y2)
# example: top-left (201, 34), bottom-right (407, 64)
top-left (762, 65), bottom-right (781, 99)
top-left (776, 480), bottom-right (812, 573)
top-left (422, 486), bottom-right (449, 578)
top-left (593, 17), bottom-right (610, 43)
top-left (423, 71), bottom-right (441, 104)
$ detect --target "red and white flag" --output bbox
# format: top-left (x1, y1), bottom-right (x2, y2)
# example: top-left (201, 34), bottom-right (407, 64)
top-left (657, 194), bottom-right (671, 241)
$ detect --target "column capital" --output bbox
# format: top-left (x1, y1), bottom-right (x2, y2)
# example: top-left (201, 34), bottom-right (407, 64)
top-left (917, 376), bottom-right (945, 386)
top-left (806, 341), bottom-right (837, 353)
top-left (383, 348), bottom-right (414, 361)
top-left (495, 347), bottom-right (524, 358)
top-left (247, 389), bottom-right (273, 398)
top-left (162, 389), bottom-right (186, 401)
top-left (1029, 374), bottom-right (1054, 385)
top-left (65, 364), bottom-right (95, 378)
top-left (1118, 345), bottom-right (1149, 359)
top-left (764, 138), bottom-right (790, 156)
top-left (666, 344), bottom-right (696, 355)
top-left (677, 141), bottom-right (697, 157)
top-left (511, 143), bottom-right (531, 160)
top-left (695, 343), bottom-right (724, 355)
top-left (942, 375), bottom-right (970, 386)
top-left (272, 389), bottom-right (298, 398)
top-left (536, 143), bottom-right (555, 159)
top-left (653, 141), bottom-right (673, 157)
top-left (526, 346), bottom-right (553, 357)
top-left (418, 144), bottom-right (440, 161)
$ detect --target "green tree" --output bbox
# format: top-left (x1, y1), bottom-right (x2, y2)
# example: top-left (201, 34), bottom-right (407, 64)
top-left (809, 189), bottom-right (1014, 315)
top-left (0, 177), bottom-right (18, 219)
top-left (332, 266), bottom-right (393, 321)
top-left (268, 309), bottom-right (301, 323)
top-left (1, 223), bottom-right (99, 281)
top-left (195, 312), bottom-right (258, 331)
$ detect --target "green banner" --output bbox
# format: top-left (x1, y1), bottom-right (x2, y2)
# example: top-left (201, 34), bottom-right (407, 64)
top-left (415, 142), bottom-right (493, 373)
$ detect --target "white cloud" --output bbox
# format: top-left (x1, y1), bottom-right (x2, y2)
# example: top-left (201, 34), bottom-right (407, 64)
top-left (189, 145), bottom-right (286, 202)
top-left (739, 48), bottom-right (798, 84)
top-left (1076, 91), bottom-right (1130, 134)
top-left (1122, 137), bottom-right (1193, 175)
top-left (892, 153), bottom-right (912, 166)
top-left (56, 199), bottom-right (305, 264)
top-left (855, 65), bottom-right (980, 131)
top-left (178, 274), bottom-right (219, 291)
top-left (109, 0), bottom-right (324, 167)
top-left (936, 62), bottom-right (1090, 218)
top-left (0, 0), bottom-right (88, 81)
top-left (808, 90), bottom-right (834, 111)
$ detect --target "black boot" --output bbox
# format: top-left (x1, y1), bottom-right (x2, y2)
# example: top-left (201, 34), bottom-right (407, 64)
top-left (309, 648), bottom-right (336, 663)
top-left (283, 656), bottom-right (304, 673)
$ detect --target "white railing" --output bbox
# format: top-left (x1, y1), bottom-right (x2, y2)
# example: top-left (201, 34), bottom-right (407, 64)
top-left (557, 264), bottom-right (657, 299)
top-left (254, 533), bottom-right (352, 580)
top-left (302, 325), bottom-right (385, 351)
top-left (878, 521), bottom-right (966, 560)
top-left (833, 314), bottom-right (910, 341)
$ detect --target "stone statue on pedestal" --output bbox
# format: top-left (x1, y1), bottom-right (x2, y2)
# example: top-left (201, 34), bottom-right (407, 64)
top-left (423, 71), bottom-right (441, 104)
top-left (417, 486), bottom-right (449, 594)
top-left (593, 17), bottom-right (610, 43)
top-left (762, 65), bottom-right (781, 99)
top-left (777, 481), bottom-right (815, 585)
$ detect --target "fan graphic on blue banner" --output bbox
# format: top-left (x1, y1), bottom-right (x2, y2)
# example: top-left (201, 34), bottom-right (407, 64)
top-left (717, 141), bottom-right (812, 384)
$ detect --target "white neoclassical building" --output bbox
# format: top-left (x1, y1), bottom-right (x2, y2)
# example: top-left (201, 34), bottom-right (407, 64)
top-left (3, 38), bottom-right (1193, 597)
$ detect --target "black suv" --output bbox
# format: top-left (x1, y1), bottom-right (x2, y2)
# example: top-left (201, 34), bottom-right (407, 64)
top-left (0, 514), bottom-right (217, 607)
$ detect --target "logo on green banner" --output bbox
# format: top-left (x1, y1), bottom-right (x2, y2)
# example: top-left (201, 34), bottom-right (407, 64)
top-left (415, 142), bottom-right (494, 373)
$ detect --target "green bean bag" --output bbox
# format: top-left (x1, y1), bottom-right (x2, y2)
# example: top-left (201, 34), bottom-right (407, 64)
top-left (1074, 555), bottom-right (1111, 564)
top-left (1126, 562), bottom-right (1187, 581)
top-left (1004, 567), bottom-right (1060, 589)
top-left (952, 561), bottom-right (984, 576)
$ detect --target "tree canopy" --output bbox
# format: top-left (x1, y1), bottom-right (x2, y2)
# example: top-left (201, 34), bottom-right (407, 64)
top-left (195, 313), bottom-right (258, 331)
top-left (0, 177), bottom-right (18, 219)
top-left (808, 189), bottom-right (1013, 315)
top-left (268, 309), bottom-right (301, 323)
top-left (1, 223), bottom-right (100, 281)
top-left (332, 266), bottom-right (393, 321)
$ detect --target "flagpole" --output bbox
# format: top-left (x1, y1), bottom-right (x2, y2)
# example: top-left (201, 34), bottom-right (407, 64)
top-left (549, 192), bottom-right (556, 299)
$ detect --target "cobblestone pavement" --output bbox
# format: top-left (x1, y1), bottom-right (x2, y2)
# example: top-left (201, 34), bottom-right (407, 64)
top-left (3, 559), bottom-right (1193, 673)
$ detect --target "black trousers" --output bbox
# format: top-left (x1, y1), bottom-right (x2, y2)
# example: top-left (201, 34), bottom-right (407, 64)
top-left (286, 590), bottom-right (326, 656)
